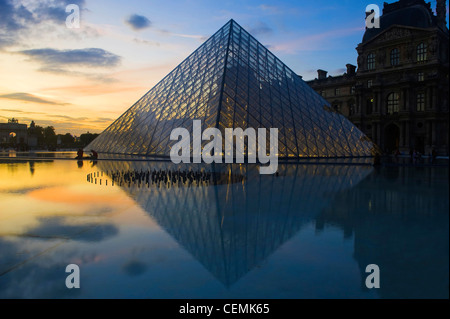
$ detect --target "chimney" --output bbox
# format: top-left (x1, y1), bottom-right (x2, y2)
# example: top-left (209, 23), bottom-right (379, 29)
top-left (436, 0), bottom-right (447, 29)
top-left (317, 69), bottom-right (328, 80)
top-left (346, 64), bottom-right (356, 76)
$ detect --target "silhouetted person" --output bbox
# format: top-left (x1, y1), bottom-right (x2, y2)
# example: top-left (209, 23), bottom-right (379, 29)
top-left (373, 153), bottom-right (381, 166)
top-left (90, 149), bottom-right (98, 160)
top-left (431, 148), bottom-right (437, 164)
top-left (76, 148), bottom-right (84, 159)
top-left (413, 149), bottom-right (418, 164)
top-left (394, 149), bottom-right (400, 162)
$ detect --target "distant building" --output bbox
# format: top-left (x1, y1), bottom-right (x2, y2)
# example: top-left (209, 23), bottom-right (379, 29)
top-left (308, 65), bottom-right (357, 118)
top-left (27, 121), bottom-right (38, 147)
top-left (307, 0), bottom-right (449, 155)
top-left (0, 118), bottom-right (28, 146)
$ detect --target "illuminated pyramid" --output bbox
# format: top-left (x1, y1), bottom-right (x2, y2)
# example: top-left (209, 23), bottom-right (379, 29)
top-left (87, 19), bottom-right (378, 158)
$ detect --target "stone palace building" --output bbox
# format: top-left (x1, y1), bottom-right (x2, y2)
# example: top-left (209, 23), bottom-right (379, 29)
top-left (307, 0), bottom-right (449, 155)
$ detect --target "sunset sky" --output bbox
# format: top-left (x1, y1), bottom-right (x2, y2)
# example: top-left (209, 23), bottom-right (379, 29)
top-left (0, 0), bottom-right (448, 135)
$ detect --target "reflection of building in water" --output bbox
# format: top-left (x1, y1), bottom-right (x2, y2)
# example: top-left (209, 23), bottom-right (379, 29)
top-left (28, 161), bottom-right (35, 175)
top-left (316, 167), bottom-right (449, 298)
top-left (97, 160), bottom-right (372, 287)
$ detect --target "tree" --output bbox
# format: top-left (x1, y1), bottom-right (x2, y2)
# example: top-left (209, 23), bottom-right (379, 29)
top-left (28, 125), bottom-right (45, 146)
top-left (79, 132), bottom-right (99, 147)
top-left (59, 133), bottom-right (75, 147)
top-left (43, 126), bottom-right (57, 147)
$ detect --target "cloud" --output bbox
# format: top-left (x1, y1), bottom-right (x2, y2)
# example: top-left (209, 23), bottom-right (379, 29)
top-left (125, 14), bottom-right (151, 31)
top-left (0, 0), bottom-right (33, 32)
top-left (258, 4), bottom-right (281, 14)
top-left (95, 117), bottom-right (114, 123)
top-left (0, 0), bottom-right (33, 48)
top-left (156, 28), bottom-right (207, 41)
top-left (0, 108), bottom-right (24, 113)
top-left (18, 48), bottom-right (121, 68)
top-left (247, 21), bottom-right (274, 36)
top-left (0, 0), bottom-right (90, 49)
top-left (47, 114), bottom-right (88, 121)
top-left (25, 216), bottom-right (119, 242)
top-left (0, 92), bottom-right (66, 105)
top-left (133, 37), bottom-right (160, 47)
top-left (33, 0), bottom-right (86, 24)
top-left (122, 260), bottom-right (148, 276)
top-left (0, 108), bottom-right (47, 115)
top-left (14, 47), bottom-right (121, 82)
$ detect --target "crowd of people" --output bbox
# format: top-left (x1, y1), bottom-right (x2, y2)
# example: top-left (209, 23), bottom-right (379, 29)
top-left (76, 149), bottom-right (98, 160)
top-left (87, 168), bottom-right (246, 188)
top-left (375, 147), bottom-right (440, 166)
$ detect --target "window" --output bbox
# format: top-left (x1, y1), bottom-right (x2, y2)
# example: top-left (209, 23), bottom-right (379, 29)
top-left (390, 48), bottom-right (400, 66)
top-left (366, 98), bottom-right (373, 115)
top-left (387, 92), bottom-right (399, 114)
top-left (417, 43), bottom-right (427, 62)
top-left (417, 92), bottom-right (425, 111)
top-left (350, 86), bottom-right (355, 94)
top-left (335, 88), bottom-right (340, 96)
top-left (367, 53), bottom-right (376, 70)
top-left (418, 72), bottom-right (424, 82)
top-left (367, 80), bottom-right (373, 88)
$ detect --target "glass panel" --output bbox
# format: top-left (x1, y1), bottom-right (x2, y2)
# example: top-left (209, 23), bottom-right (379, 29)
top-left (88, 19), bottom-right (377, 159)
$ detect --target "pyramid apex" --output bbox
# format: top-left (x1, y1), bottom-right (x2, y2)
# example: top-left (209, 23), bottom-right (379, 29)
top-left (226, 18), bottom-right (241, 29)
top-left (88, 18), bottom-right (379, 158)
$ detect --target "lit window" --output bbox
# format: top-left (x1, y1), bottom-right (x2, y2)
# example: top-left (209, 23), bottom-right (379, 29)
top-left (367, 53), bottom-right (376, 70)
top-left (417, 92), bottom-right (425, 111)
top-left (418, 72), bottom-right (424, 82)
top-left (417, 43), bottom-right (427, 62)
top-left (387, 92), bottom-right (399, 114)
top-left (390, 48), bottom-right (400, 66)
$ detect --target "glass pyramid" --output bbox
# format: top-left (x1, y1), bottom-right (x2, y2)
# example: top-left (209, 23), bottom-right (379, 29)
top-left (86, 19), bottom-right (378, 158)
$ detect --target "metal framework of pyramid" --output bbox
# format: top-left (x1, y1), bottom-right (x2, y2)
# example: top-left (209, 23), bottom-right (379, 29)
top-left (86, 19), bottom-right (378, 158)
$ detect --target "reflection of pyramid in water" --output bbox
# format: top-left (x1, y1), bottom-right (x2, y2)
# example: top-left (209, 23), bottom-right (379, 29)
top-left (96, 161), bottom-right (373, 286)
top-left (87, 20), bottom-right (378, 157)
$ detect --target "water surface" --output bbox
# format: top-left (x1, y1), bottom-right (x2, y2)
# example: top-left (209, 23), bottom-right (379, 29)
top-left (0, 156), bottom-right (448, 298)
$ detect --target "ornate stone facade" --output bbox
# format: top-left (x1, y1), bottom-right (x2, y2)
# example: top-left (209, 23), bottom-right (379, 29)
top-left (0, 118), bottom-right (28, 145)
top-left (307, 0), bottom-right (449, 156)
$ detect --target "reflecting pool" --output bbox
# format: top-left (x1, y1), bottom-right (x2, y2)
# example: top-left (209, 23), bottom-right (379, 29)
top-left (0, 155), bottom-right (448, 299)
